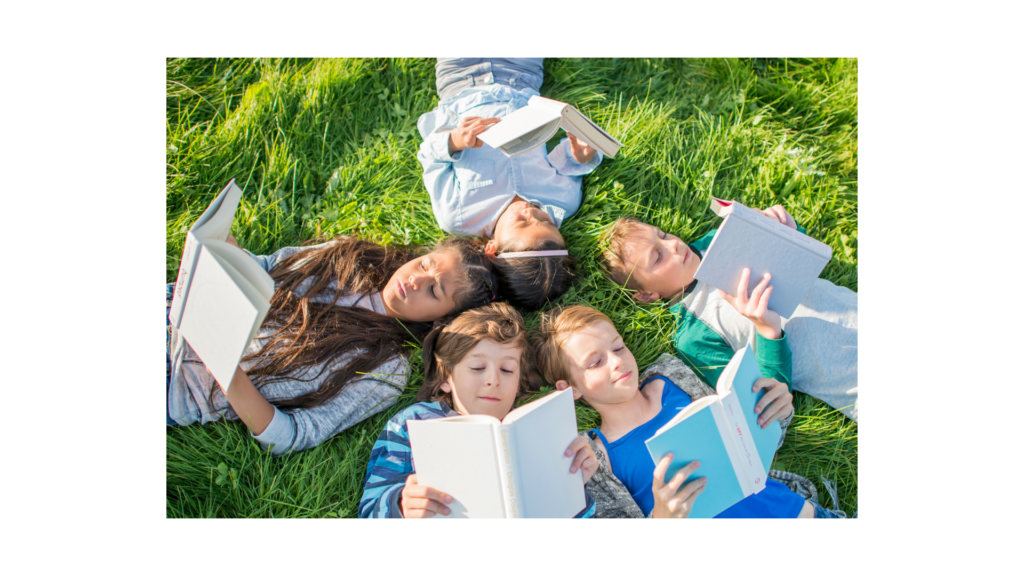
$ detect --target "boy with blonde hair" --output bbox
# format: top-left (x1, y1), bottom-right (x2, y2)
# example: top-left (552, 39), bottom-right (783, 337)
top-left (599, 206), bottom-right (857, 421)
top-left (532, 304), bottom-right (845, 518)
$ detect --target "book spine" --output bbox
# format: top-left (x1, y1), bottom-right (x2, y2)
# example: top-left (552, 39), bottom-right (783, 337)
top-left (495, 425), bottom-right (522, 518)
top-left (716, 392), bottom-right (768, 496)
top-left (167, 232), bottom-right (198, 329)
top-left (712, 397), bottom-right (761, 496)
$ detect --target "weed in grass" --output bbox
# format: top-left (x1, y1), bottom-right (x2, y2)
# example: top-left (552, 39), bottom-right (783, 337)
top-left (167, 58), bottom-right (857, 517)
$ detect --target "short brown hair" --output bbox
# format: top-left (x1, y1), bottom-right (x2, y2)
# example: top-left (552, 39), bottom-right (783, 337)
top-left (597, 217), bottom-right (645, 290)
top-left (418, 302), bottom-right (537, 407)
top-left (532, 305), bottom-right (614, 388)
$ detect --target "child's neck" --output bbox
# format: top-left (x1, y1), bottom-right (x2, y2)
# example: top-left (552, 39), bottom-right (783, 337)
top-left (592, 382), bottom-right (663, 443)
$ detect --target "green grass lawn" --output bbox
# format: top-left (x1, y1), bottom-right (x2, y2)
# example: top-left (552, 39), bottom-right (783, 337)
top-left (166, 57), bottom-right (858, 518)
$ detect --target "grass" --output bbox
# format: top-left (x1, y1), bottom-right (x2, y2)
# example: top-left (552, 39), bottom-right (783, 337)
top-left (166, 58), bottom-right (858, 518)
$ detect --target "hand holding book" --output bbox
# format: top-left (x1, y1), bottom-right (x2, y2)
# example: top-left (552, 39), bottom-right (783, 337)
top-left (651, 456), bottom-right (707, 519)
top-left (447, 116), bottom-right (501, 155)
top-left (566, 133), bottom-right (596, 164)
top-left (718, 267), bottom-right (783, 340)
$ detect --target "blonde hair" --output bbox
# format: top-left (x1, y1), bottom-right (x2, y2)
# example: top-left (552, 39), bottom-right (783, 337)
top-left (417, 302), bottom-right (536, 406)
top-left (532, 305), bottom-right (614, 388)
top-left (597, 217), bottom-right (645, 290)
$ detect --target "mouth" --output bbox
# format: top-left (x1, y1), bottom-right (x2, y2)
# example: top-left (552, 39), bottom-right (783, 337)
top-left (397, 281), bottom-right (407, 299)
top-left (614, 371), bottom-right (632, 384)
top-left (479, 396), bottom-right (502, 402)
top-left (682, 247), bottom-right (689, 263)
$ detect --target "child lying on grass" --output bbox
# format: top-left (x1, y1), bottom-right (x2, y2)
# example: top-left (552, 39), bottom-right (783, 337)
top-left (599, 207), bottom-right (858, 421)
top-left (167, 235), bottom-right (498, 455)
top-left (359, 302), bottom-right (597, 518)
top-left (416, 58), bottom-right (603, 310)
top-left (534, 305), bottom-right (845, 518)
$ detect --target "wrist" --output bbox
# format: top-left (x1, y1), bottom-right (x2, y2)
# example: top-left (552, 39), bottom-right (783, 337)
top-left (753, 322), bottom-right (782, 340)
top-left (447, 133), bottom-right (463, 155)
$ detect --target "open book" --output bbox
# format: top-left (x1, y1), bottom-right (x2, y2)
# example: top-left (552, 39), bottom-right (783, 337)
top-left (645, 345), bottom-right (782, 518)
top-left (168, 180), bottom-right (275, 392)
top-left (406, 388), bottom-right (586, 518)
top-left (477, 95), bottom-right (622, 159)
top-left (693, 197), bottom-right (833, 318)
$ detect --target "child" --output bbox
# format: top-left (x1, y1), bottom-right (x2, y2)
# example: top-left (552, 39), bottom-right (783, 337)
top-left (359, 302), bottom-right (598, 518)
top-left (533, 305), bottom-right (845, 518)
top-left (600, 208), bottom-right (858, 421)
top-left (416, 58), bottom-right (604, 310)
top-left (166, 235), bottom-right (499, 455)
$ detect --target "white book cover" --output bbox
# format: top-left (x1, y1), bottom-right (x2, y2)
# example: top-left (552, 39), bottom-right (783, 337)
top-left (693, 197), bottom-right (832, 318)
top-left (477, 96), bottom-right (621, 158)
top-left (407, 388), bottom-right (586, 518)
top-left (170, 180), bottom-right (275, 392)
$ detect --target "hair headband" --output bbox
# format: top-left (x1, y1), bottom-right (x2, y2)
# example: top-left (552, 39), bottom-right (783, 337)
top-left (495, 250), bottom-right (569, 259)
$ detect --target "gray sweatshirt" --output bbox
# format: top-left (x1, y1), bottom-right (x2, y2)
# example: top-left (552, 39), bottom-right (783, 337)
top-left (167, 243), bottom-right (408, 456)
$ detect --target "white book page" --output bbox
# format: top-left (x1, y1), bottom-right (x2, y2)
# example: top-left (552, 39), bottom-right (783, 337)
top-left (407, 418), bottom-right (507, 518)
top-left (477, 105), bottom-right (560, 148)
top-left (500, 389), bottom-right (586, 518)
top-left (177, 245), bottom-right (264, 392)
top-left (202, 241), bottom-right (273, 345)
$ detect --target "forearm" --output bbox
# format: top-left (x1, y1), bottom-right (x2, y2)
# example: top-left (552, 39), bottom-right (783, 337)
top-left (224, 367), bottom-right (276, 435)
top-left (754, 331), bottom-right (793, 389)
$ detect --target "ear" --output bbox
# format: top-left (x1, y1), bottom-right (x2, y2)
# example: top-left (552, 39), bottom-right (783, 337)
top-left (631, 290), bottom-right (660, 304)
top-left (484, 240), bottom-right (498, 257)
top-left (555, 379), bottom-right (583, 401)
top-left (440, 377), bottom-right (452, 394)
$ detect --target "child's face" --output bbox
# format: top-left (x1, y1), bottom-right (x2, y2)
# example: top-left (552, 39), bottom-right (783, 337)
top-left (491, 199), bottom-right (563, 249)
top-left (381, 250), bottom-right (463, 322)
top-left (618, 222), bottom-right (700, 302)
top-left (441, 338), bottom-right (522, 419)
top-left (559, 320), bottom-right (640, 406)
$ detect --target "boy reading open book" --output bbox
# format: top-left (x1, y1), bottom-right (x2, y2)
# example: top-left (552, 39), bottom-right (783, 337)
top-left (599, 203), bottom-right (858, 421)
top-left (359, 303), bottom-right (597, 518)
top-left (533, 305), bottom-right (849, 518)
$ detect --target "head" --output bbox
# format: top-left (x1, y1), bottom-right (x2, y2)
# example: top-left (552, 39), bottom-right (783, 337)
top-left (484, 216), bottom-right (577, 310)
top-left (599, 217), bottom-right (700, 304)
top-left (418, 302), bottom-right (537, 419)
top-left (533, 305), bottom-right (640, 408)
top-left (381, 236), bottom-right (498, 322)
top-left (234, 235), bottom-right (496, 412)
top-left (490, 199), bottom-right (564, 251)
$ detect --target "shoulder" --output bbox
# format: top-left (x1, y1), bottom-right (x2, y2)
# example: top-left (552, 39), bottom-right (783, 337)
top-left (388, 401), bottom-right (448, 429)
top-left (640, 353), bottom-right (716, 400)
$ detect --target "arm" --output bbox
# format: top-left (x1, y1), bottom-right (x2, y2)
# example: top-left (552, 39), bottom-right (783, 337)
top-left (674, 318), bottom-right (792, 390)
top-left (359, 410), bottom-right (418, 518)
top-left (546, 136), bottom-right (603, 177)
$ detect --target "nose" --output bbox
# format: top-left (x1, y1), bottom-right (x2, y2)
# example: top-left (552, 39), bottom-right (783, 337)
top-left (485, 365), bottom-right (501, 386)
top-left (408, 274), bottom-right (422, 290)
top-left (609, 351), bottom-right (623, 372)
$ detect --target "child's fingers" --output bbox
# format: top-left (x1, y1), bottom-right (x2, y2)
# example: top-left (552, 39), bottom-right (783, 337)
top-left (749, 272), bottom-right (771, 306)
top-left (754, 383), bottom-right (785, 418)
top-left (564, 435), bottom-right (588, 458)
top-left (667, 460), bottom-right (701, 493)
top-left (404, 497), bottom-right (449, 517)
top-left (570, 446), bottom-right (593, 474)
top-left (756, 285), bottom-right (774, 318)
top-left (677, 481), bottom-right (707, 512)
top-left (734, 268), bottom-right (752, 304)
top-left (653, 453), bottom-right (674, 488)
top-left (753, 379), bottom-right (781, 413)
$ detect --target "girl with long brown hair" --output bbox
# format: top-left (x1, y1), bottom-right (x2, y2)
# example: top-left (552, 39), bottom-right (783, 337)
top-left (166, 235), bottom-right (498, 455)
top-left (358, 302), bottom-right (599, 518)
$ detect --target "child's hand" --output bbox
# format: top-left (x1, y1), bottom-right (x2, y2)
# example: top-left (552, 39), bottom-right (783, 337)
top-left (564, 436), bottom-right (599, 485)
top-left (567, 132), bottom-right (596, 164)
top-left (752, 377), bottom-right (794, 428)
top-left (447, 116), bottom-right (500, 154)
top-left (759, 205), bottom-right (797, 230)
top-left (400, 474), bottom-right (453, 518)
top-left (719, 268), bottom-right (783, 340)
top-left (651, 454), bottom-right (706, 519)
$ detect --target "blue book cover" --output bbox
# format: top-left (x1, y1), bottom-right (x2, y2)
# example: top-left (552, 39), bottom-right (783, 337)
top-left (644, 345), bottom-right (782, 518)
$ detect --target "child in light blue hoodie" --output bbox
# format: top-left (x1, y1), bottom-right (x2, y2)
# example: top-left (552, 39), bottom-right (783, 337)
top-left (416, 58), bottom-right (604, 310)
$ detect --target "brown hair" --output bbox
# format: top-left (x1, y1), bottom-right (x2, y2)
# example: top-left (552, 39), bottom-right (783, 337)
top-left (493, 238), bottom-right (577, 311)
top-left (220, 235), bottom-right (498, 412)
top-left (597, 216), bottom-right (645, 290)
top-left (532, 305), bottom-right (614, 389)
top-left (418, 302), bottom-right (538, 408)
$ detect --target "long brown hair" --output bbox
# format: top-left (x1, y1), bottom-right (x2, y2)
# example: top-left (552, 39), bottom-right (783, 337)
top-left (417, 302), bottom-right (538, 408)
top-left (220, 236), bottom-right (498, 411)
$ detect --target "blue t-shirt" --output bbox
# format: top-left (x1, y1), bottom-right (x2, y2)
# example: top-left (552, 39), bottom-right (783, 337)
top-left (592, 376), bottom-right (806, 518)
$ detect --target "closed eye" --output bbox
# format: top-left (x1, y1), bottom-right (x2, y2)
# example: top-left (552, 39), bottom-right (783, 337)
top-left (501, 368), bottom-right (515, 374)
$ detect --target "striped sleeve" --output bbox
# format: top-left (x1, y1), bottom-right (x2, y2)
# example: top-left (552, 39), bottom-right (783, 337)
top-left (359, 402), bottom-right (448, 518)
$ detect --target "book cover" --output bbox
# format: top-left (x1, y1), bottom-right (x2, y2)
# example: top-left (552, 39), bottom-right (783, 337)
top-left (694, 198), bottom-right (832, 318)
